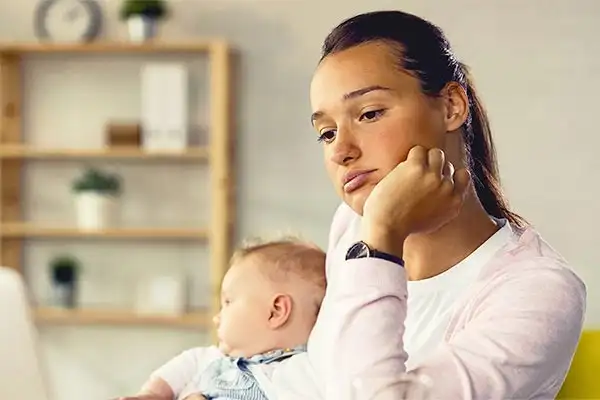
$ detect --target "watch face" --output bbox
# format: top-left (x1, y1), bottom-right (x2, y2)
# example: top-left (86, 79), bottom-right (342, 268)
top-left (345, 241), bottom-right (370, 260)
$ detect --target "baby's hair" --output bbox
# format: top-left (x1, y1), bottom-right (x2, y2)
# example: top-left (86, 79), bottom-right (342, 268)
top-left (230, 234), bottom-right (327, 315)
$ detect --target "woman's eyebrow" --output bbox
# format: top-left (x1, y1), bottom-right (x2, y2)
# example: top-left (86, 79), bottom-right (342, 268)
top-left (342, 85), bottom-right (392, 100)
top-left (311, 85), bottom-right (392, 126)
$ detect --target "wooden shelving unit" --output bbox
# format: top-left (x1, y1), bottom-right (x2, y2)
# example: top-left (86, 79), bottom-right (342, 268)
top-left (1, 223), bottom-right (210, 239)
top-left (0, 145), bottom-right (210, 160)
top-left (0, 41), bottom-right (234, 330)
top-left (0, 41), bottom-right (220, 54)
top-left (34, 307), bottom-right (211, 329)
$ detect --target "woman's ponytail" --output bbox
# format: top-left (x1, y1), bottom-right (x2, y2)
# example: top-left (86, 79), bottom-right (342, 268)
top-left (464, 73), bottom-right (526, 228)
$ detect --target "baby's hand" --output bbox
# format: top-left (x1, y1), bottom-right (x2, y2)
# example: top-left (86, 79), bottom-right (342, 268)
top-left (181, 395), bottom-right (207, 400)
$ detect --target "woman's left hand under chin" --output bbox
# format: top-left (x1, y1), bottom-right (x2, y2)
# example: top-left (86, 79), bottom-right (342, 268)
top-left (361, 145), bottom-right (471, 256)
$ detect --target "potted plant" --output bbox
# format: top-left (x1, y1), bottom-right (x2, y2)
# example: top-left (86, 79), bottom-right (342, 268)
top-left (119, 0), bottom-right (169, 42)
top-left (72, 167), bottom-right (122, 230)
top-left (49, 255), bottom-right (80, 308)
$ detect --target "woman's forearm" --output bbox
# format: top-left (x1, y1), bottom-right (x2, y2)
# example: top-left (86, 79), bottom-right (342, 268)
top-left (307, 257), bottom-right (408, 399)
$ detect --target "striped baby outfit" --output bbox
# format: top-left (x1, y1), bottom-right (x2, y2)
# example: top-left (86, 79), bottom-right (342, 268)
top-left (178, 345), bottom-right (306, 400)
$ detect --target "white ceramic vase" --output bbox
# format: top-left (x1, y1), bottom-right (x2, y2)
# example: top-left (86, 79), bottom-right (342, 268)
top-left (75, 192), bottom-right (117, 230)
top-left (127, 16), bottom-right (158, 42)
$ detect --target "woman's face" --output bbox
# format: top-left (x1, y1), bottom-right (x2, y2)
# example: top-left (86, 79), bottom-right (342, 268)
top-left (310, 41), bottom-right (454, 215)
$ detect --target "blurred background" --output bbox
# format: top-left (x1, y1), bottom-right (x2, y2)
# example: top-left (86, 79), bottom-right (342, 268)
top-left (0, 0), bottom-right (598, 399)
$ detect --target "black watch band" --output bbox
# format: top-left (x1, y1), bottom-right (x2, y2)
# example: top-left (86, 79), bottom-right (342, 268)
top-left (345, 240), bottom-right (404, 267)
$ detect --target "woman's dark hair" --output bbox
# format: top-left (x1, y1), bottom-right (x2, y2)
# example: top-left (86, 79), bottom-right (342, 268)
top-left (321, 10), bottom-right (526, 228)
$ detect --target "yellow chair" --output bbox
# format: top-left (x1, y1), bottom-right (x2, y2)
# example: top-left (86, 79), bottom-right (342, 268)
top-left (558, 330), bottom-right (600, 399)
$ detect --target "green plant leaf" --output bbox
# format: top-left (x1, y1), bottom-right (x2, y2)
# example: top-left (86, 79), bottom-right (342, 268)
top-left (49, 255), bottom-right (80, 270)
top-left (72, 167), bottom-right (122, 196)
top-left (119, 0), bottom-right (168, 20)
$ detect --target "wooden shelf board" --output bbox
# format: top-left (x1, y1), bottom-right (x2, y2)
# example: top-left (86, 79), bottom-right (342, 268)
top-left (0, 146), bottom-right (209, 160)
top-left (34, 307), bottom-right (210, 328)
top-left (0, 224), bottom-right (209, 239)
top-left (0, 41), bottom-right (225, 55)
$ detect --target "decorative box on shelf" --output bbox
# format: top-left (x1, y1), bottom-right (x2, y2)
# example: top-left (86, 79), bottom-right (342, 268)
top-left (134, 274), bottom-right (187, 316)
top-left (105, 122), bottom-right (142, 148)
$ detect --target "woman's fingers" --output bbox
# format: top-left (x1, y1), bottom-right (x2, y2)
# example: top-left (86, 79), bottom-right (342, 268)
top-left (427, 148), bottom-right (445, 176)
top-left (406, 145), bottom-right (428, 164)
top-left (404, 145), bottom-right (469, 199)
top-left (443, 161), bottom-right (455, 181)
top-left (363, 144), bottom-right (471, 239)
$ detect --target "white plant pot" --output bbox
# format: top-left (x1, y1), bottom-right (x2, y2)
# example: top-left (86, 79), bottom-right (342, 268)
top-left (51, 283), bottom-right (76, 309)
top-left (127, 16), bottom-right (158, 42)
top-left (75, 192), bottom-right (117, 230)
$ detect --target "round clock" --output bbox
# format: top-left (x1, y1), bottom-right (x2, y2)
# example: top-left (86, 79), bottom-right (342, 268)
top-left (34, 0), bottom-right (103, 42)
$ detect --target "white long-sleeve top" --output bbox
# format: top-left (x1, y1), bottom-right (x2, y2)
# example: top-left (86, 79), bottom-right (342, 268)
top-left (304, 202), bottom-right (586, 399)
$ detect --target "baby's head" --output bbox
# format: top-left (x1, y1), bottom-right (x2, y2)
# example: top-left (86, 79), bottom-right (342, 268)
top-left (213, 236), bottom-right (326, 358)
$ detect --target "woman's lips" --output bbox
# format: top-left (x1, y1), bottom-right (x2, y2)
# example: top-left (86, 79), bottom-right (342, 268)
top-left (343, 170), bottom-right (375, 193)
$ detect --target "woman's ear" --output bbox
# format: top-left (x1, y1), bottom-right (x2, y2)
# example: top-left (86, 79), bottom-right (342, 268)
top-left (442, 82), bottom-right (469, 132)
top-left (268, 294), bottom-right (293, 329)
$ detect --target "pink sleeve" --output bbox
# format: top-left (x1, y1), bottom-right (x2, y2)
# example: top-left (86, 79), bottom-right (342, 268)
top-left (308, 204), bottom-right (586, 399)
top-left (308, 257), bottom-right (409, 398)
top-left (415, 264), bottom-right (586, 399)
top-left (307, 203), bottom-right (409, 398)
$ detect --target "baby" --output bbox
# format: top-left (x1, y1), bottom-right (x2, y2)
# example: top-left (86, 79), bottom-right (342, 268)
top-left (118, 236), bottom-right (326, 400)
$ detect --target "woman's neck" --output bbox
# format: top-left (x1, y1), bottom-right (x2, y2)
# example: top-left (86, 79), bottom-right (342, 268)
top-left (402, 188), bottom-right (500, 281)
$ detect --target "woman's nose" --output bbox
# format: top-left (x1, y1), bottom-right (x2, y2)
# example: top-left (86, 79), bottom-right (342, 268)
top-left (329, 127), bottom-right (360, 165)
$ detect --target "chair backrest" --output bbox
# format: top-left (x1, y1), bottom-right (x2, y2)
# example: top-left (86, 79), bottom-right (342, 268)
top-left (558, 329), bottom-right (600, 399)
top-left (0, 267), bottom-right (50, 400)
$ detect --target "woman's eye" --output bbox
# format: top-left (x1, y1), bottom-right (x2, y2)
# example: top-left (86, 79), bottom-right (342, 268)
top-left (359, 109), bottom-right (385, 121)
top-left (317, 129), bottom-right (337, 143)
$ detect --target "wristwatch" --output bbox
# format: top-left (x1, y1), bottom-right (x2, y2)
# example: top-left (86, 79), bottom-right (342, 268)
top-left (345, 241), bottom-right (405, 267)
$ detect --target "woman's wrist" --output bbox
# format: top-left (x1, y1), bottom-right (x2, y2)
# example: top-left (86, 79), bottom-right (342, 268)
top-left (361, 219), bottom-right (408, 260)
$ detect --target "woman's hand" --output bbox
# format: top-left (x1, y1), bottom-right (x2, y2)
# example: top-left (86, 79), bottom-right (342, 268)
top-left (362, 146), bottom-right (471, 256)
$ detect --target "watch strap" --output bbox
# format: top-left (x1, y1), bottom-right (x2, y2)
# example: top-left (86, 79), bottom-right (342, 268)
top-left (345, 240), bottom-right (404, 267)
top-left (370, 249), bottom-right (404, 267)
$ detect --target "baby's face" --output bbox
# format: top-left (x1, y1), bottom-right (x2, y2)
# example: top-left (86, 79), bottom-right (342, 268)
top-left (213, 259), bottom-right (274, 358)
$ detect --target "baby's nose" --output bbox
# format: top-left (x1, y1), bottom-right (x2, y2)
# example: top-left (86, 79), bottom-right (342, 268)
top-left (212, 314), bottom-right (220, 326)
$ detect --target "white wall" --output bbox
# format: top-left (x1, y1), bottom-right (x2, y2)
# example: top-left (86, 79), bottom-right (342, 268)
top-left (0, 0), bottom-right (598, 399)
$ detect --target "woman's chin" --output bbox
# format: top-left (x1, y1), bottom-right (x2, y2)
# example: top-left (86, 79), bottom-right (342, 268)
top-left (344, 191), bottom-right (369, 216)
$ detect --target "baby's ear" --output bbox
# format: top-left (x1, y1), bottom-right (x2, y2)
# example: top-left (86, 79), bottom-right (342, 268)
top-left (268, 294), bottom-right (293, 329)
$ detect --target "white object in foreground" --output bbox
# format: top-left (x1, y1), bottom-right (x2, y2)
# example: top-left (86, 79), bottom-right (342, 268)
top-left (0, 267), bottom-right (51, 400)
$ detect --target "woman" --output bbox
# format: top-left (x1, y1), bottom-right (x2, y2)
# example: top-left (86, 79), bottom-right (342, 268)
top-left (306, 9), bottom-right (586, 400)
top-left (121, 9), bottom-right (586, 400)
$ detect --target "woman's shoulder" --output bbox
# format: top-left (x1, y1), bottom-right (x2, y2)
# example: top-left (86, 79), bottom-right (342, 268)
top-left (487, 225), bottom-right (583, 276)
top-left (477, 224), bottom-right (586, 308)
